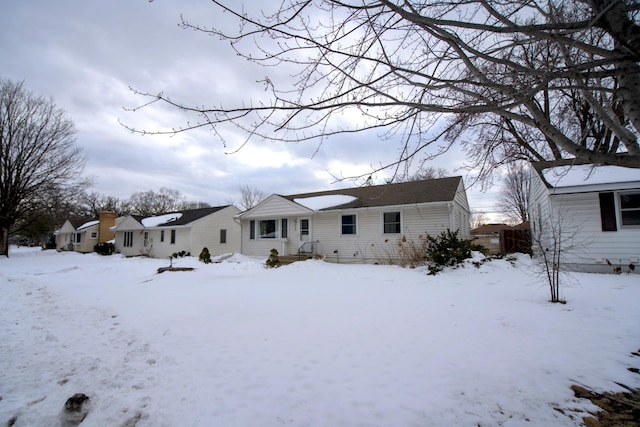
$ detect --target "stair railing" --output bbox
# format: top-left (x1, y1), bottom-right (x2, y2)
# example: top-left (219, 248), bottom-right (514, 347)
top-left (297, 241), bottom-right (317, 259)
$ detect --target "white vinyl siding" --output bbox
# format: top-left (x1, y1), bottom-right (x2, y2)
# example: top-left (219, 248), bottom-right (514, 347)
top-left (547, 192), bottom-right (640, 265)
top-left (239, 183), bottom-right (471, 263)
top-left (114, 206), bottom-right (241, 259)
top-left (529, 167), bottom-right (640, 270)
top-left (242, 204), bottom-right (453, 263)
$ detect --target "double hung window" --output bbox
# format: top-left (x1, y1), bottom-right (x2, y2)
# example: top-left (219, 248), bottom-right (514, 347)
top-left (620, 192), bottom-right (640, 227)
top-left (341, 215), bottom-right (356, 235)
top-left (383, 211), bottom-right (401, 234)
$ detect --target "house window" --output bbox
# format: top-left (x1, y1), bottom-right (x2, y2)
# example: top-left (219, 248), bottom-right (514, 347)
top-left (341, 214), bottom-right (357, 235)
top-left (170, 229), bottom-right (176, 244)
top-left (220, 229), bottom-right (227, 244)
top-left (281, 219), bottom-right (288, 239)
top-left (249, 220), bottom-right (256, 240)
top-left (90, 231), bottom-right (98, 239)
top-left (76, 233), bottom-right (82, 243)
top-left (383, 211), bottom-right (401, 234)
top-left (143, 231), bottom-right (149, 247)
top-left (259, 219), bottom-right (277, 239)
top-left (160, 230), bottom-right (165, 242)
top-left (124, 231), bottom-right (133, 247)
top-left (619, 192), bottom-right (640, 226)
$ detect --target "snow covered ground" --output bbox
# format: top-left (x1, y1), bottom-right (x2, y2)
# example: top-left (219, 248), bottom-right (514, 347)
top-left (1, 247), bottom-right (638, 426)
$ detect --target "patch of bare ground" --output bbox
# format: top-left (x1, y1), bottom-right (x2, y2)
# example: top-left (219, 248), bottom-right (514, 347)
top-left (571, 348), bottom-right (640, 426)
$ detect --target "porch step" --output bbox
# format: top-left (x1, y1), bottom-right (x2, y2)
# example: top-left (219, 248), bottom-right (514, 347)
top-left (278, 254), bottom-right (313, 265)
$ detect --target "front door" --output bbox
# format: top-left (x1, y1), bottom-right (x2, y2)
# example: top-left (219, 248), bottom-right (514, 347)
top-left (299, 218), bottom-right (311, 243)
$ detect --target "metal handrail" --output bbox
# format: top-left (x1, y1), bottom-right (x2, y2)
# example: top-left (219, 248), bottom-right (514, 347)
top-left (297, 241), bottom-right (317, 259)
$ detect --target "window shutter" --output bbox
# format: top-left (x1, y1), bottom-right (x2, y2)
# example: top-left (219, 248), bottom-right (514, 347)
top-left (599, 192), bottom-right (617, 231)
top-left (249, 220), bottom-right (255, 240)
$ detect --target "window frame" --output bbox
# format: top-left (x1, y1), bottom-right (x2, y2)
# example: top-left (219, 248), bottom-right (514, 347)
top-left (258, 219), bottom-right (279, 239)
top-left (123, 231), bottom-right (133, 247)
top-left (248, 218), bottom-right (291, 240)
top-left (299, 218), bottom-right (310, 237)
top-left (341, 214), bottom-right (357, 235)
top-left (382, 211), bottom-right (402, 234)
top-left (90, 231), bottom-right (98, 239)
top-left (618, 191), bottom-right (640, 228)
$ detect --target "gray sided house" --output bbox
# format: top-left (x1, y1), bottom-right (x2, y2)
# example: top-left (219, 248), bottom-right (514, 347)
top-left (237, 177), bottom-right (470, 264)
top-left (113, 206), bottom-right (241, 258)
top-left (529, 160), bottom-right (640, 273)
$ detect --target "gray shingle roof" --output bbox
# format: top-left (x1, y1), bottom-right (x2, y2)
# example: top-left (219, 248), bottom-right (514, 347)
top-left (281, 176), bottom-right (462, 210)
top-left (149, 206), bottom-right (230, 227)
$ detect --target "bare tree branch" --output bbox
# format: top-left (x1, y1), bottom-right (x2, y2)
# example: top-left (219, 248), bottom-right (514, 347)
top-left (125, 0), bottom-right (640, 182)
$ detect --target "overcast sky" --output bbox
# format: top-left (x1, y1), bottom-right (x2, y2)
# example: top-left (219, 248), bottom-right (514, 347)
top-left (1, 0), bottom-right (501, 217)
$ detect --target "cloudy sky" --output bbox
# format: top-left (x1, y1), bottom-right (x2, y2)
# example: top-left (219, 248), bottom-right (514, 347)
top-left (1, 0), bottom-right (501, 217)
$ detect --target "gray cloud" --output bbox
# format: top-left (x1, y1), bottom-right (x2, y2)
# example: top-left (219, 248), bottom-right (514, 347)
top-left (1, 0), bottom-right (499, 218)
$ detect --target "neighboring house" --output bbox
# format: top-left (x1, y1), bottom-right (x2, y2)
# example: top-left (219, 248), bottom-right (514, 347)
top-left (55, 218), bottom-right (87, 251)
top-left (112, 206), bottom-right (241, 258)
top-left (237, 177), bottom-right (470, 264)
top-left (471, 222), bottom-right (532, 255)
top-left (471, 224), bottom-right (510, 254)
top-left (56, 212), bottom-right (122, 253)
top-left (529, 160), bottom-right (640, 273)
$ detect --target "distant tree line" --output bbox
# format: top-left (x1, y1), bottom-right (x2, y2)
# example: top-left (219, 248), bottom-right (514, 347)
top-left (11, 187), bottom-right (213, 246)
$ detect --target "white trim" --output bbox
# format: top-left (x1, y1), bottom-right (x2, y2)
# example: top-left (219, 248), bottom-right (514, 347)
top-left (339, 213), bottom-right (358, 236)
top-left (618, 190), bottom-right (640, 229)
top-left (381, 210), bottom-right (403, 235)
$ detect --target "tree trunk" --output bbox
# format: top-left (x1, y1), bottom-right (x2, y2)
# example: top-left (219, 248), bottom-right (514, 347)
top-left (0, 217), bottom-right (11, 257)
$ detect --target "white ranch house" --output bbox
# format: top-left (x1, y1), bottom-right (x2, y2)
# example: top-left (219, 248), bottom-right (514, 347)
top-left (237, 177), bottom-right (470, 264)
top-left (113, 206), bottom-right (241, 259)
top-left (529, 160), bottom-right (640, 273)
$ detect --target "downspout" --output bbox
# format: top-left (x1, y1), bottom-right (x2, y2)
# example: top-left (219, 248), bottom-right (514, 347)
top-left (233, 215), bottom-right (243, 255)
top-left (448, 202), bottom-right (454, 232)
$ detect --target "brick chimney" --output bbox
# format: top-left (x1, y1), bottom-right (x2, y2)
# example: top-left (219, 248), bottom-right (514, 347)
top-left (98, 211), bottom-right (116, 243)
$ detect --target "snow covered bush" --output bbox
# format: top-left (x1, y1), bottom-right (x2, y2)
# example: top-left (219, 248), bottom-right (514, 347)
top-left (392, 230), bottom-right (487, 274)
top-left (93, 242), bottom-right (114, 256)
top-left (198, 247), bottom-right (211, 264)
top-left (266, 248), bottom-right (281, 268)
top-left (424, 230), bottom-right (487, 275)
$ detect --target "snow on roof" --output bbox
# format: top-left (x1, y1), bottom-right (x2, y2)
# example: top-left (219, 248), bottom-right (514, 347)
top-left (77, 220), bottom-right (99, 231)
top-left (542, 164), bottom-right (640, 188)
top-left (293, 195), bottom-right (358, 210)
top-left (141, 213), bottom-right (183, 227)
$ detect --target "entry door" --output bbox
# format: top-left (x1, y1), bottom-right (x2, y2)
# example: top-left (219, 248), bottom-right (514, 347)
top-left (299, 218), bottom-right (311, 242)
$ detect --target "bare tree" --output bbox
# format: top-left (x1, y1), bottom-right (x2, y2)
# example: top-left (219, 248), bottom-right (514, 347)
top-left (0, 79), bottom-right (88, 256)
top-left (130, 0), bottom-right (640, 181)
top-left (79, 191), bottom-right (128, 218)
top-left (126, 187), bottom-right (209, 216)
top-left (470, 211), bottom-right (489, 230)
top-left (393, 166), bottom-right (449, 182)
top-left (238, 185), bottom-right (267, 210)
top-left (498, 163), bottom-right (530, 224)
top-left (531, 204), bottom-right (584, 303)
